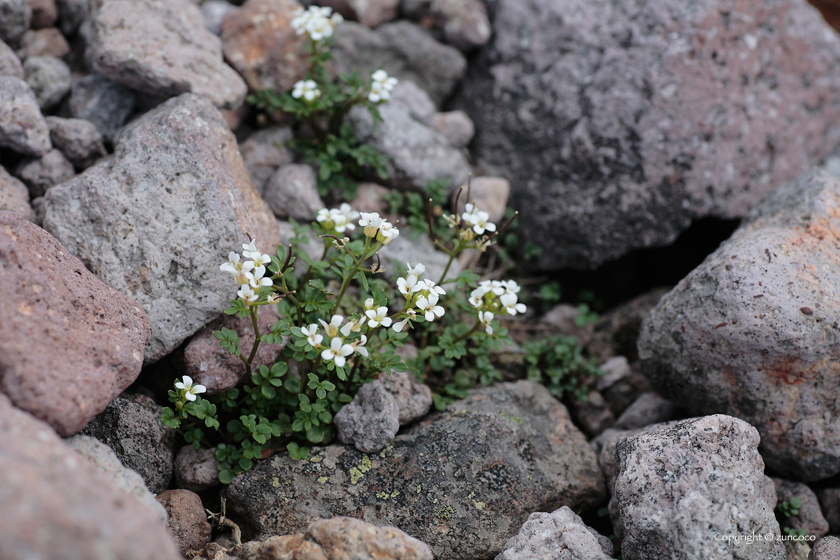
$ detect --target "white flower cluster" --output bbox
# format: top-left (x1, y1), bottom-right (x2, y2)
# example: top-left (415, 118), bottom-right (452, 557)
top-left (301, 315), bottom-right (368, 368)
top-left (393, 262), bottom-right (445, 331)
top-left (368, 69), bottom-right (398, 103)
top-left (359, 212), bottom-right (399, 245)
top-left (292, 79), bottom-right (320, 102)
top-left (461, 203), bottom-right (496, 235)
top-left (176, 376), bottom-right (206, 402)
top-left (291, 5), bottom-right (343, 41)
top-left (469, 279), bottom-right (526, 317)
top-left (317, 203), bottom-right (359, 233)
top-left (220, 239), bottom-right (274, 305)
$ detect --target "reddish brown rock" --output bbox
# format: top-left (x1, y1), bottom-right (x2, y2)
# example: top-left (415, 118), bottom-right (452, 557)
top-left (0, 212), bottom-right (150, 436)
top-left (0, 394), bottom-right (181, 560)
top-left (221, 0), bottom-right (309, 93)
top-left (157, 489), bottom-right (213, 555)
top-left (17, 28), bottom-right (70, 59)
top-left (28, 0), bottom-right (58, 28)
top-left (180, 305), bottom-right (285, 394)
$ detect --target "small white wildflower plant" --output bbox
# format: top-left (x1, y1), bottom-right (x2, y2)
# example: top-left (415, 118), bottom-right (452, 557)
top-left (161, 184), bottom-right (524, 482)
top-left (249, 4), bottom-right (393, 201)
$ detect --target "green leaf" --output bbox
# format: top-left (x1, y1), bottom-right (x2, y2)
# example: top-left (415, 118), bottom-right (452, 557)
top-left (306, 425), bottom-right (325, 444)
top-left (219, 469), bottom-right (235, 484)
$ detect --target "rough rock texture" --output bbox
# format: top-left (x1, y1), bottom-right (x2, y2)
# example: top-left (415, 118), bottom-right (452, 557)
top-left (610, 415), bottom-right (783, 559)
top-left (79, 392), bottom-right (175, 494)
top-left (0, 39), bottom-right (23, 77)
top-left (773, 478), bottom-right (829, 539)
top-left (65, 74), bottom-right (136, 143)
top-left (379, 370), bottom-right (433, 425)
top-left (789, 541), bottom-right (814, 560)
top-left (263, 163), bottom-right (324, 221)
top-left (349, 181), bottom-right (391, 214)
top-left (46, 116), bottom-right (107, 169)
top-left (239, 126), bottom-right (294, 195)
top-left (14, 148), bottom-right (75, 197)
top-left (432, 110), bottom-right (475, 149)
top-left (221, 0), bottom-right (309, 93)
top-left (0, 394), bottom-right (181, 560)
top-left (174, 445), bottom-right (221, 492)
top-left (201, 0), bottom-right (237, 35)
top-left (540, 303), bottom-right (595, 347)
top-left (401, 0), bottom-right (490, 51)
top-left (0, 76), bottom-right (51, 156)
top-left (89, 0), bottom-right (247, 109)
top-left (44, 93), bottom-right (279, 363)
top-left (810, 536), bottom-right (840, 560)
top-left (568, 390), bottom-right (614, 436)
top-left (818, 488), bottom-right (840, 533)
top-left (224, 381), bottom-right (607, 559)
top-left (180, 305), bottom-right (284, 394)
top-left (495, 506), bottom-right (613, 560)
top-left (0, 166), bottom-right (35, 220)
top-left (157, 489), bottom-right (213, 555)
top-left (23, 55), bottom-right (70, 109)
top-left (30, 195), bottom-right (44, 225)
top-left (378, 229), bottom-right (461, 283)
top-left (456, 0), bottom-right (840, 270)
top-left (0, 0), bottom-right (30, 46)
top-left (638, 170), bottom-right (840, 481)
top-left (333, 20), bottom-right (466, 106)
top-left (18, 28), bottom-right (71, 59)
top-left (56, 0), bottom-right (88, 36)
top-left (29, 0), bottom-right (58, 29)
top-left (612, 391), bottom-right (675, 431)
top-left (0, 212), bottom-right (150, 436)
top-left (334, 380), bottom-right (400, 453)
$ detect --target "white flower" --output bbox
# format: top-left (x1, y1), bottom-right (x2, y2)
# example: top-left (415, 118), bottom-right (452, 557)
top-left (242, 239), bottom-right (258, 255)
top-left (500, 293), bottom-right (527, 316)
top-left (368, 69), bottom-right (398, 103)
top-left (479, 311), bottom-right (494, 335)
top-left (397, 275), bottom-right (421, 296)
top-left (416, 293), bottom-right (445, 322)
top-left (292, 5), bottom-right (342, 41)
top-left (319, 315), bottom-right (344, 338)
top-left (316, 208), bottom-right (334, 227)
top-left (406, 262), bottom-right (425, 279)
top-left (365, 306), bottom-right (392, 328)
top-left (392, 309), bottom-right (416, 332)
top-left (237, 285), bottom-right (259, 304)
top-left (418, 278), bottom-right (446, 296)
top-left (244, 269), bottom-right (273, 289)
top-left (376, 220), bottom-right (399, 245)
top-left (500, 279), bottom-right (521, 295)
top-left (331, 203), bottom-right (358, 233)
top-left (301, 324), bottom-right (323, 348)
top-left (470, 210), bottom-right (496, 235)
top-left (175, 375), bottom-right (207, 402)
top-left (353, 334), bottom-right (369, 358)
top-left (364, 298), bottom-right (375, 310)
top-left (359, 212), bottom-right (382, 237)
top-left (340, 316), bottom-right (362, 337)
top-left (321, 337), bottom-right (354, 368)
top-left (292, 80), bottom-right (320, 102)
top-left (247, 250), bottom-right (272, 270)
top-left (220, 252), bottom-right (243, 275)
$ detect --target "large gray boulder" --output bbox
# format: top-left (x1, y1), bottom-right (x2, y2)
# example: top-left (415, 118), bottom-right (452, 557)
top-left (88, 0), bottom-right (247, 109)
top-left (610, 415), bottom-right (784, 560)
top-left (224, 381), bottom-right (606, 560)
top-left (455, 0), bottom-right (840, 269)
top-left (638, 169), bottom-right (840, 481)
top-left (44, 93), bottom-right (279, 363)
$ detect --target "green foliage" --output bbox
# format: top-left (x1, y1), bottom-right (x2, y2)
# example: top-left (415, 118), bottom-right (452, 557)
top-left (382, 179), bottom-right (451, 240)
top-left (777, 497), bottom-right (802, 518)
top-left (522, 335), bottom-right (602, 401)
top-left (538, 281), bottom-right (562, 311)
top-left (783, 527), bottom-right (807, 538)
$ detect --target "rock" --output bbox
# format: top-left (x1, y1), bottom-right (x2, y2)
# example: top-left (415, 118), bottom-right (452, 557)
top-left (349, 181), bottom-right (390, 214)
top-left (587, 288), bottom-right (669, 366)
top-left (333, 20), bottom-right (466, 106)
top-left (349, 0), bottom-right (398, 27)
top-left (200, 0), bottom-right (236, 35)
top-left (89, 0), bottom-right (246, 109)
top-left (0, 165), bottom-right (35, 221)
top-left (432, 110), bottom-right (474, 149)
top-left (29, 0), bottom-right (58, 28)
top-left (0, 394), bottom-right (182, 560)
top-left (44, 93), bottom-right (279, 363)
top-left (157, 490), bottom-right (213, 555)
top-left (456, 0), bottom-right (840, 270)
top-left (540, 304), bottom-right (595, 347)
top-left (811, 536), bottom-right (840, 560)
top-left (56, 0), bottom-right (88, 35)
top-left (46, 116), bottom-right (107, 169)
top-left (594, 356), bottom-right (631, 392)
top-left (462, 176), bottom-right (508, 224)
top-left (0, 76), bottom-right (51, 156)
top-left (334, 380), bottom-right (400, 453)
top-left (790, 541), bottom-right (814, 560)
top-left (239, 126), bottom-right (294, 195)
top-left (263, 163), bottom-right (324, 221)
top-left (389, 79), bottom-right (436, 125)
top-left (818, 488), bottom-right (840, 533)
top-left (347, 102), bottom-right (470, 193)
top-left (277, 219), bottom-right (323, 268)
top-left (773, 478), bottom-right (829, 540)
top-left (65, 74), bottom-right (136, 143)
top-left (17, 27), bottom-right (70, 59)
top-left (224, 381), bottom-right (607, 559)
top-left (496, 506), bottom-right (613, 560)
top-left (638, 169), bottom-right (840, 481)
top-left (378, 370), bottom-right (432, 425)
top-left (612, 392), bottom-right (675, 431)
top-left (179, 305), bottom-right (284, 394)
top-left (568, 390), bottom-right (614, 436)
top-left (401, 0), bottom-right (490, 52)
top-left (0, 0), bottom-right (30, 46)
top-left (609, 415), bottom-right (783, 559)
top-left (66, 435), bottom-right (168, 523)
top-left (14, 148), bottom-right (75, 197)
top-left (0, 212), bottom-right (150, 436)
top-left (30, 194), bottom-right (44, 224)
top-left (23, 55), bottom-right (70, 109)
top-left (378, 228), bottom-right (461, 283)
top-left (174, 445), bottom-right (221, 492)
top-left (0, 39), bottom-right (23, 77)
top-left (79, 392), bottom-right (175, 494)
top-left (220, 0), bottom-right (309, 93)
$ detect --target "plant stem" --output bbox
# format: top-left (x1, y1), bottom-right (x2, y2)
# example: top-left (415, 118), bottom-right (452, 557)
top-left (244, 307), bottom-right (262, 377)
top-left (437, 254), bottom-right (456, 285)
top-left (453, 321), bottom-right (480, 344)
top-left (334, 237), bottom-right (371, 310)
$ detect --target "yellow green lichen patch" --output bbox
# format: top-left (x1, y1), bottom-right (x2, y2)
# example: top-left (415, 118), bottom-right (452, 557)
top-left (270, 477), bottom-right (280, 488)
top-left (416, 484), bottom-right (422, 493)
top-left (359, 454), bottom-right (372, 473)
top-left (391, 489), bottom-right (399, 498)
top-left (349, 468), bottom-right (364, 485)
top-left (309, 455), bottom-right (323, 463)
top-left (317, 476), bottom-right (329, 484)
top-left (473, 501), bottom-right (486, 510)
top-left (499, 412), bottom-right (525, 425)
top-left (349, 454), bottom-right (373, 485)
top-left (376, 491), bottom-right (390, 499)
top-left (434, 504), bottom-right (455, 521)
top-left (467, 491), bottom-right (475, 500)
top-left (379, 445), bottom-right (394, 458)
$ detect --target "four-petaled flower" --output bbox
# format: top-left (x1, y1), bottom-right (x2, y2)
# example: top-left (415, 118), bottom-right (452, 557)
top-left (319, 315), bottom-right (344, 338)
top-left (376, 220), bottom-right (399, 245)
top-left (392, 309), bottom-right (416, 332)
top-left (176, 376), bottom-right (206, 402)
top-left (301, 324), bottom-right (323, 348)
top-left (220, 252), bottom-right (243, 275)
top-left (406, 262), bottom-right (425, 279)
top-left (416, 293), bottom-right (445, 322)
top-left (359, 212), bottom-right (382, 237)
top-left (366, 306), bottom-right (392, 328)
top-left (479, 311), bottom-right (494, 335)
top-left (368, 69), bottom-right (398, 103)
top-left (292, 79), bottom-right (321, 102)
top-left (321, 337), bottom-right (354, 368)
top-left (237, 285), bottom-right (258, 304)
top-left (397, 275), bottom-right (421, 296)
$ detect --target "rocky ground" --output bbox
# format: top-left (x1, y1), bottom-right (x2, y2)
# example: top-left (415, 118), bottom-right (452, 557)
top-left (5, 0), bottom-right (840, 559)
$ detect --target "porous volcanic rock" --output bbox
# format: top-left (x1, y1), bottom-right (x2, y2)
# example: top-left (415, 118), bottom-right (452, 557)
top-left (224, 380), bottom-right (606, 559)
top-left (46, 116), bottom-right (107, 169)
top-left (157, 489), bottom-right (213, 555)
top-left (65, 74), bottom-right (136, 143)
top-left (44, 93), bottom-right (278, 363)
top-left (456, 0), bottom-right (840, 269)
top-left (496, 506), bottom-right (613, 560)
top-left (0, 166), bottom-right (35, 221)
top-left (0, 76), bottom-right (51, 156)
